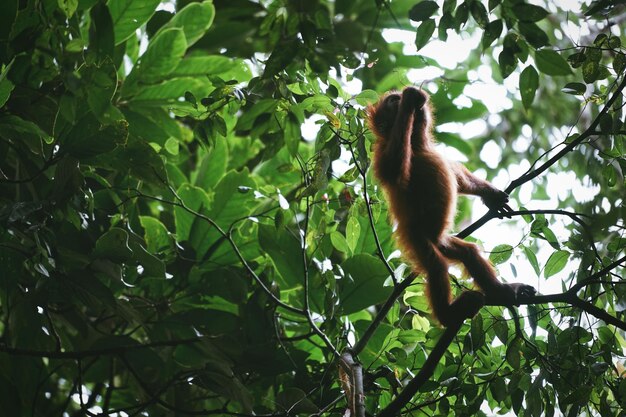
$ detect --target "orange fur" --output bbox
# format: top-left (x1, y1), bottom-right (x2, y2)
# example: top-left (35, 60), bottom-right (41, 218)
top-left (368, 87), bottom-right (534, 326)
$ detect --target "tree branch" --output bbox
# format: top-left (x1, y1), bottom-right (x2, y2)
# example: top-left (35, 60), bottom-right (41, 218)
top-left (459, 74), bottom-right (626, 238)
top-left (377, 321), bottom-right (463, 417)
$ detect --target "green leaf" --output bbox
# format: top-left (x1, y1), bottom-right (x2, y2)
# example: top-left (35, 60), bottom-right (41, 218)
top-left (518, 22), bottom-right (548, 49)
top-left (519, 65), bottom-right (539, 109)
top-left (354, 89), bottom-right (380, 106)
top-left (172, 56), bottom-right (252, 81)
top-left (330, 231), bottom-right (350, 254)
top-left (57, 0), bottom-right (78, 18)
top-left (259, 224), bottom-right (303, 289)
top-left (157, 0), bottom-right (215, 47)
top-left (0, 115), bottom-right (53, 144)
top-left (174, 183), bottom-right (213, 242)
top-left (481, 19), bottom-right (502, 49)
top-left (132, 28), bottom-right (188, 83)
top-left (561, 82), bottom-right (586, 95)
top-left (409, 1), bottom-right (439, 21)
top-left (346, 216), bottom-right (361, 254)
top-left (284, 111), bottom-right (301, 157)
top-left (512, 3), bottom-right (549, 22)
top-left (454, 2), bottom-right (469, 29)
top-left (488, 0), bottom-right (501, 11)
top-left (544, 250), bottom-right (569, 278)
top-left (0, 64), bottom-right (14, 107)
top-left (470, 1), bottom-right (489, 28)
top-left (608, 36), bottom-right (621, 49)
top-left (63, 117), bottom-right (128, 159)
top-left (93, 228), bottom-right (133, 261)
top-left (109, 0), bottom-right (160, 45)
top-left (535, 50), bottom-right (572, 76)
top-left (415, 19), bottom-right (436, 51)
top-left (498, 48), bottom-right (516, 79)
top-left (236, 99), bottom-right (280, 130)
top-left (90, 3), bottom-right (115, 60)
top-left (614, 53), bottom-right (626, 74)
top-left (582, 60), bottom-right (600, 83)
top-left (489, 244), bottom-right (513, 265)
top-left (340, 254), bottom-right (393, 315)
top-left (522, 246), bottom-right (540, 276)
top-left (139, 216), bottom-right (170, 253)
top-left (263, 39), bottom-right (300, 78)
top-left (506, 338), bottom-right (522, 369)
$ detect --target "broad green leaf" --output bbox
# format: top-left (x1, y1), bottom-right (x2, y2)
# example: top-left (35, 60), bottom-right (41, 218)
top-left (191, 170), bottom-right (256, 259)
top-left (57, 0), bottom-right (78, 18)
top-left (519, 65), bottom-right (539, 109)
top-left (81, 62), bottom-right (118, 121)
top-left (562, 82), bottom-right (586, 95)
top-left (0, 62), bottom-right (14, 107)
top-left (0, 115), bottom-right (52, 143)
top-left (236, 99), bottom-right (280, 130)
top-left (157, 0), bottom-right (215, 47)
top-left (415, 19), bottom-right (435, 51)
top-left (454, 2), bottom-right (469, 29)
top-left (139, 216), bottom-right (170, 253)
top-left (583, 60), bottom-right (600, 83)
top-left (172, 56), bottom-right (251, 81)
top-left (354, 89), bottom-right (379, 106)
top-left (409, 1), bottom-right (438, 21)
top-left (506, 337), bottom-right (522, 369)
top-left (512, 3), bottom-right (549, 22)
top-left (535, 50), bottom-right (572, 76)
top-left (301, 94), bottom-right (333, 112)
top-left (90, 3), bottom-right (115, 59)
top-left (130, 77), bottom-right (209, 104)
top-left (518, 22), bottom-right (548, 49)
top-left (108, 0), bottom-right (160, 44)
top-left (346, 216), bottom-right (361, 254)
top-left (137, 28), bottom-right (187, 83)
top-left (174, 183), bottom-right (213, 242)
top-left (263, 39), bottom-right (300, 78)
top-left (544, 250), bottom-right (569, 278)
top-left (489, 244), bottom-right (513, 265)
top-left (258, 224), bottom-right (302, 289)
top-left (330, 231), bottom-right (350, 254)
top-left (481, 19), bottom-right (502, 49)
top-left (194, 137), bottom-right (228, 190)
top-left (522, 246), bottom-right (540, 276)
top-left (93, 228), bottom-right (133, 261)
top-left (63, 117), bottom-right (128, 159)
top-left (498, 48), bottom-right (516, 79)
top-left (614, 53), bottom-right (626, 74)
top-left (284, 111), bottom-right (301, 156)
top-left (470, 1), bottom-right (488, 28)
top-left (340, 254), bottom-right (393, 315)
top-left (488, 0), bottom-right (501, 11)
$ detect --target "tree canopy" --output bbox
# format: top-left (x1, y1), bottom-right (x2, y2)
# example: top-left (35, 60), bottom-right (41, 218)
top-left (0, 0), bottom-right (625, 416)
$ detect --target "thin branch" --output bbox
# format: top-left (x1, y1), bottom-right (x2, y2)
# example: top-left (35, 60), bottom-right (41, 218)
top-left (352, 273), bottom-right (417, 356)
top-left (377, 321), bottom-right (463, 417)
top-left (460, 74), bottom-right (626, 238)
top-left (138, 188), bottom-right (305, 316)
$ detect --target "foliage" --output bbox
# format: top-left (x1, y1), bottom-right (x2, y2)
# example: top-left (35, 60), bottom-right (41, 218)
top-left (0, 0), bottom-right (625, 416)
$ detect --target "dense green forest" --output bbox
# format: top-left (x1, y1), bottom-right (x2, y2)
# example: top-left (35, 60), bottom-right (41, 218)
top-left (0, 0), bottom-right (625, 416)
